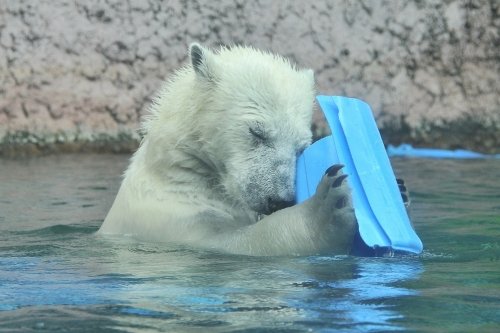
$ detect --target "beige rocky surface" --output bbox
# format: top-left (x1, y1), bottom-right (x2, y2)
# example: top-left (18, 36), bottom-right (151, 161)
top-left (0, 0), bottom-right (499, 155)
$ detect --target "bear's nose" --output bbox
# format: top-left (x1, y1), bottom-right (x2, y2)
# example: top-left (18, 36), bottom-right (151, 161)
top-left (267, 198), bottom-right (295, 213)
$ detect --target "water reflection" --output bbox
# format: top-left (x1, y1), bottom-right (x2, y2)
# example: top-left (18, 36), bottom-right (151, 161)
top-left (287, 257), bottom-right (423, 332)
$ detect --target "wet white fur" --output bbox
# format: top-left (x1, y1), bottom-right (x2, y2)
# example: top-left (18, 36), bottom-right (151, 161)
top-left (99, 44), bottom-right (356, 256)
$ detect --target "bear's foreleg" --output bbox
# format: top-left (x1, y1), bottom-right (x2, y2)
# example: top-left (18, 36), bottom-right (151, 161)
top-left (213, 165), bottom-right (357, 256)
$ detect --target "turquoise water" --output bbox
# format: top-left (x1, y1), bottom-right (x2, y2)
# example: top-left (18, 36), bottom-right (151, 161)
top-left (0, 154), bottom-right (499, 332)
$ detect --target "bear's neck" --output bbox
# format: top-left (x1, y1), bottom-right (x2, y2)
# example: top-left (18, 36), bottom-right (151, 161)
top-left (125, 138), bottom-right (257, 222)
top-left (129, 135), bottom-right (230, 200)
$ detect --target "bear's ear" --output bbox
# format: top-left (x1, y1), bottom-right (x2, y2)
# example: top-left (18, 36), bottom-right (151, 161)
top-left (189, 43), bottom-right (217, 82)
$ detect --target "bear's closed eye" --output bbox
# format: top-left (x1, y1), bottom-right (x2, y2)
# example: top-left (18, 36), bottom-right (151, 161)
top-left (249, 126), bottom-right (272, 148)
top-left (249, 127), bottom-right (267, 141)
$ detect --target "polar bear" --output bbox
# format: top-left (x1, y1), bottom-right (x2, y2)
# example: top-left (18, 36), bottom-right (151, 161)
top-left (98, 43), bottom-right (357, 256)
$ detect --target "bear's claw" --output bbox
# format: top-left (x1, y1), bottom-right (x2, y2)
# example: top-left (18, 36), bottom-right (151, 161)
top-left (332, 174), bottom-right (348, 188)
top-left (326, 164), bottom-right (344, 177)
top-left (397, 178), bottom-right (410, 207)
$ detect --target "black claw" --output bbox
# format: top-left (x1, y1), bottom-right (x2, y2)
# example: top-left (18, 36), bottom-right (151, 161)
top-left (332, 174), bottom-right (348, 187)
top-left (335, 197), bottom-right (347, 209)
top-left (398, 184), bottom-right (407, 192)
top-left (396, 178), bottom-right (405, 185)
top-left (401, 193), bottom-right (408, 203)
top-left (326, 164), bottom-right (344, 177)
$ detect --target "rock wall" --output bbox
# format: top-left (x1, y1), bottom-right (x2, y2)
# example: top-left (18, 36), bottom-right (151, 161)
top-left (0, 0), bottom-right (499, 156)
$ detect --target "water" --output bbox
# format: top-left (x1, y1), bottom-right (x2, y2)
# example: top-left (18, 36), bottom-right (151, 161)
top-left (0, 154), bottom-right (499, 332)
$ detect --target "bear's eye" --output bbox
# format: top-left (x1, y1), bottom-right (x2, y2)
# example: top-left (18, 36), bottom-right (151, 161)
top-left (249, 126), bottom-right (269, 146)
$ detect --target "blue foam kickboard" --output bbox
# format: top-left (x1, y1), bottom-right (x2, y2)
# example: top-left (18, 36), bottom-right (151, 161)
top-left (296, 96), bottom-right (423, 256)
top-left (387, 144), bottom-right (500, 159)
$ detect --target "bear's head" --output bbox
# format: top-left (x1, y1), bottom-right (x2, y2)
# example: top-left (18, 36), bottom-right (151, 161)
top-left (189, 44), bottom-right (315, 215)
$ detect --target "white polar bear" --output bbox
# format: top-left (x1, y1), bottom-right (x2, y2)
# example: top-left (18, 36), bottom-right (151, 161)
top-left (98, 43), bottom-right (357, 256)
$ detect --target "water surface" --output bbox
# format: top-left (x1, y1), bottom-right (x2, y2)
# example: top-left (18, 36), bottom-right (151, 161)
top-left (0, 155), bottom-right (499, 332)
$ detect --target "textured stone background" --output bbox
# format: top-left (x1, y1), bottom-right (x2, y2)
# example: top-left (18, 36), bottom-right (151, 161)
top-left (0, 0), bottom-right (499, 156)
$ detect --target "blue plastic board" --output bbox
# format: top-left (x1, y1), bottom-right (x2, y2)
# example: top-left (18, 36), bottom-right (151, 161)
top-left (295, 96), bottom-right (423, 255)
top-left (296, 136), bottom-right (339, 203)
top-left (387, 144), bottom-right (500, 159)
